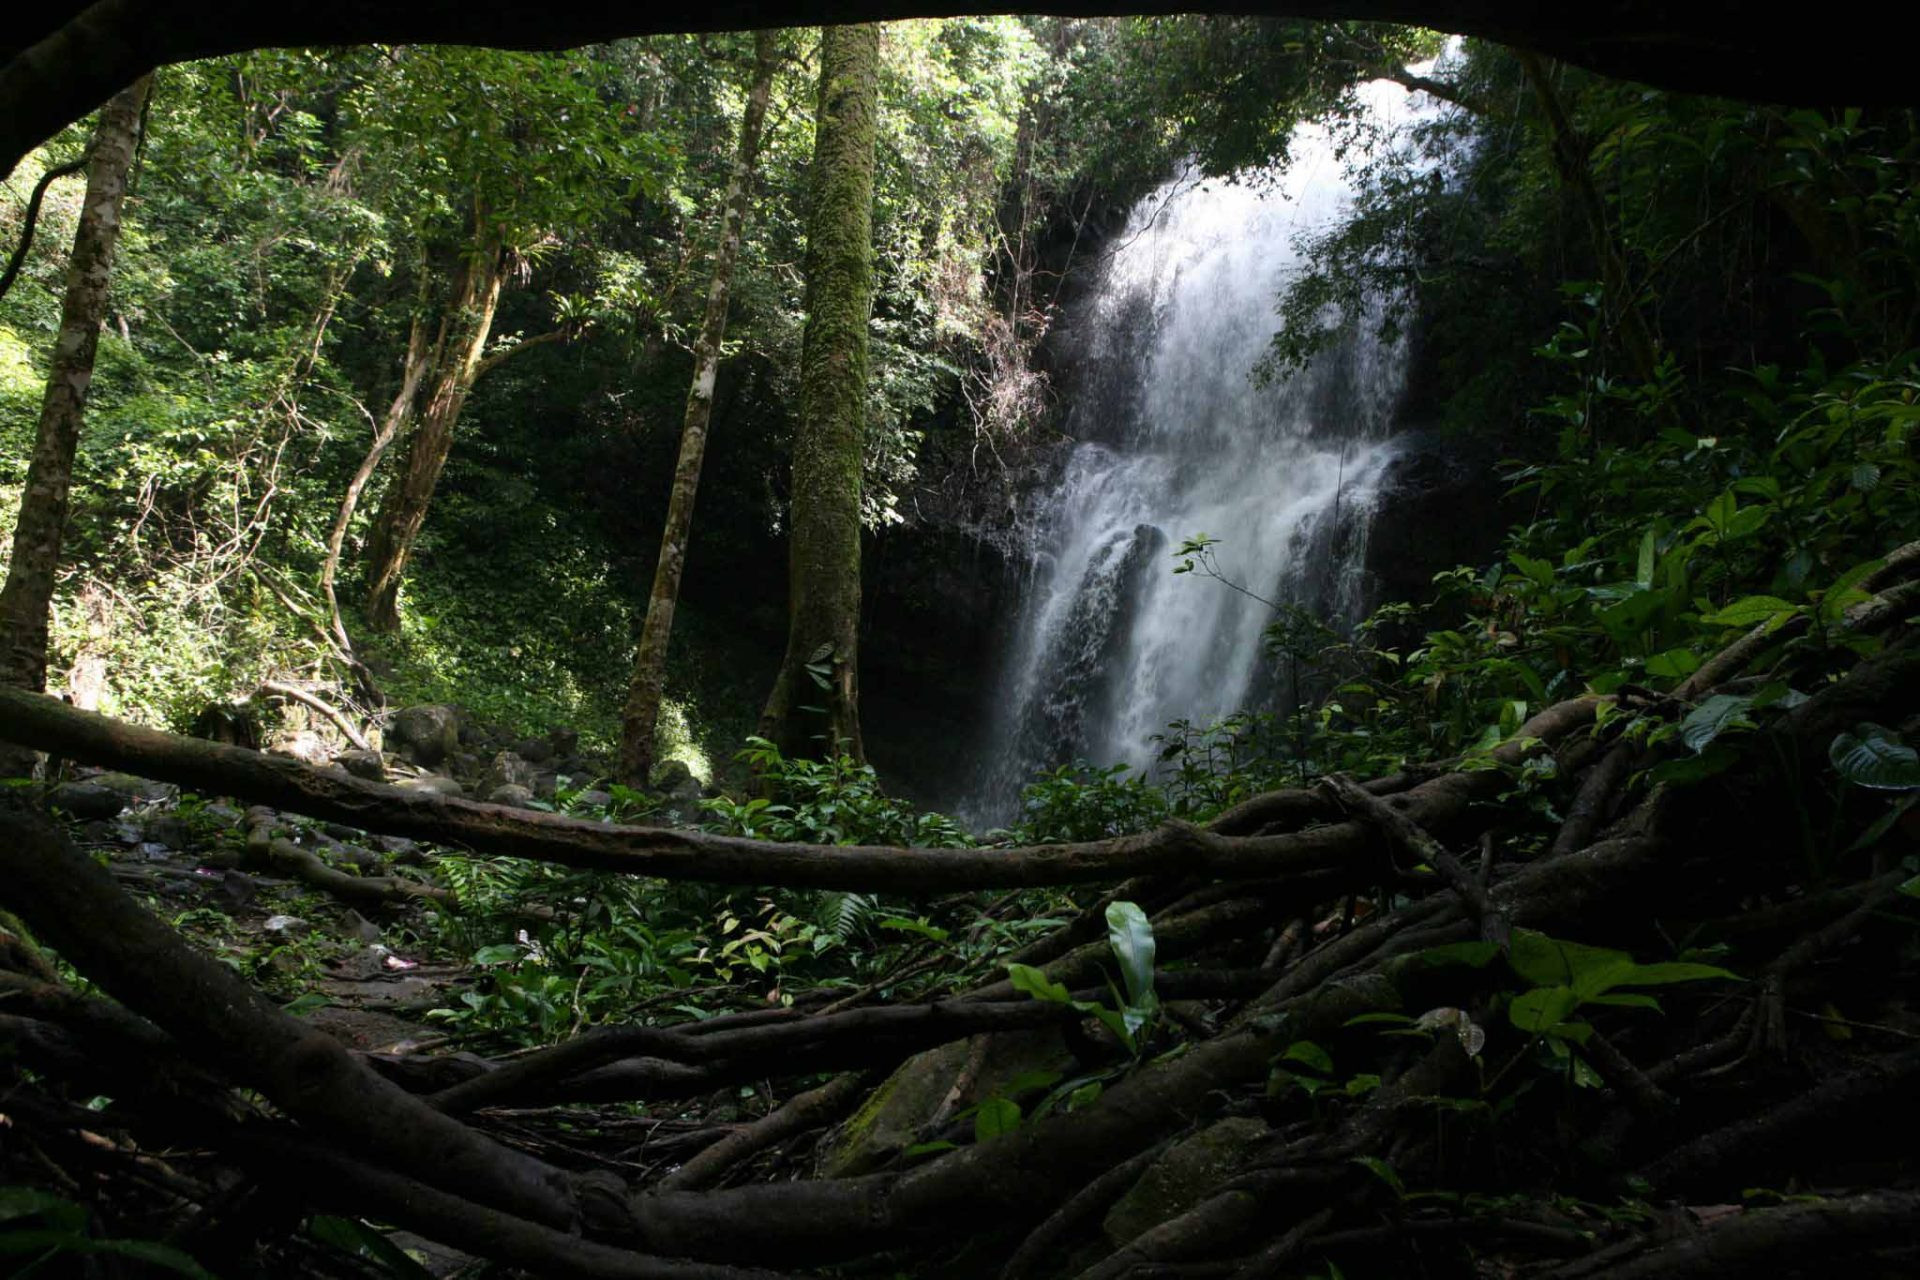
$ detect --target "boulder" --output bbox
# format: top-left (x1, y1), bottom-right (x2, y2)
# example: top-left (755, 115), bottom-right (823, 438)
top-left (480, 751), bottom-right (538, 795)
top-left (548, 726), bottom-right (580, 757)
top-left (817, 1028), bottom-right (1071, 1177)
top-left (142, 813), bottom-right (192, 850)
top-left (571, 789), bottom-right (613, 812)
top-left (511, 736), bottom-right (554, 765)
top-left (1103, 1117), bottom-right (1271, 1247)
top-left (48, 781), bottom-right (125, 820)
top-left (488, 784), bottom-right (537, 808)
top-left (399, 776), bottom-right (464, 798)
top-left (387, 705), bottom-right (462, 768)
top-left (336, 749), bottom-right (386, 782)
top-left (652, 759), bottom-right (696, 791)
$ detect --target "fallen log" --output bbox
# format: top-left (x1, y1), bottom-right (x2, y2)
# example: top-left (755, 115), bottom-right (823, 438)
top-left (0, 686), bottom-right (1598, 890)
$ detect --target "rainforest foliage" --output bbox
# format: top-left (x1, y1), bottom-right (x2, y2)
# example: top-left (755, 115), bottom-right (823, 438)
top-left (1, 15), bottom-right (1918, 1280)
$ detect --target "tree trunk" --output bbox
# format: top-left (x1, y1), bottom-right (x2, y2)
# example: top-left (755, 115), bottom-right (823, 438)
top-left (0, 76), bottom-right (150, 704)
top-left (1517, 52), bottom-right (1662, 391)
top-left (322, 310), bottom-right (431, 653)
top-left (757, 24), bottom-right (879, 765)
top-left (618, 32), bottom-right (780, 787)
top-left (361, 211), bottom-right (505, 634)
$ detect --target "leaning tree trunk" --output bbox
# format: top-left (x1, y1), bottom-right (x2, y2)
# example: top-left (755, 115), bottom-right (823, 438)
top-left (619, 32), bottom-right (780, 787)
top-left (322, 307), bottom-right (431, 655)
top-left (757, 24), bottom-right (878, 765)
top-left (361, 214), bottom-right (505, 634)
top-left (0, 76), bottom-right (150, 710)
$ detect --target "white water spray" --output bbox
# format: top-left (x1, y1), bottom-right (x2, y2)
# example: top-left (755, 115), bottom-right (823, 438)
top-left (973, 80), bottom-right (1432, 819)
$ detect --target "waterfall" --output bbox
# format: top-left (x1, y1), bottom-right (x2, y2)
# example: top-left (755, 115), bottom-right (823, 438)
top-left (971, 80), bottom-right (1428, 822)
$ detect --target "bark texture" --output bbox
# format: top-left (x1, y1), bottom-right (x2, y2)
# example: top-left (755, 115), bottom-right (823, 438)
top-left (758, 24), bottom-right (879, 764)
top-left (361, 212), bottom-right (506, 633)
top-left (0, 76), bottom-right (149, 699)
top-left (620, 32), bottom-right (779, 786)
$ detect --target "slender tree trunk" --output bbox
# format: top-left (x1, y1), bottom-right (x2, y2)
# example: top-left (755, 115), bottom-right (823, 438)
top-left (0, 76), bottom-right (150, 707)
top-left (618, 32), bottom-right (779, 787)
top-left (1518, 52), bottom-right (1662, 389)
top-left (757, 25), bottom-right (879, 765)
top-left (362, 212), bottom-right (505, 634)
top-left (323, 311), bottom-right (431, 651)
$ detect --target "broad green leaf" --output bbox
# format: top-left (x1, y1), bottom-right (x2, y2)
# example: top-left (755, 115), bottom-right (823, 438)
top-left (1006, 963), bottom-right (1070, 1004)
top-left (1680, 694), bottom-right (1757, 753)
top-left (1351, 1155), bottom-right (1405, 1196)
top-left (1510, 553), bottom-right (1555, 587)
top-left (1281, 1040), bottom-right (1334, 1074)
top-left (1698, 596), bottom-right (1795, 629)
top-left (1585, 992), bottom-right (1663, 1011)
top-left (1636, 528), bottom-right (1657, 589)
top-left (974, 1097), bottom-right (1022, 1141)
top-left (1646, 742), bottom-right (1740, 785)
top-left (1401, 940), bottom-right (1502, 973)
top-left (1104, 900), bottom-right (1157, 1010)
top-left (0, 1188), bottom-right (85, 1230)
top-left (1508, 930), bottom-right (1629, 989)
top-left (1509, 985), bottom-right (1580, 1034)
top-left (1645, 648), bottom-right (1702, 679)
top-left (1829, 724), bottom-right (1920, 791)
top-left (1614, 961), bottom-right (1738, 986)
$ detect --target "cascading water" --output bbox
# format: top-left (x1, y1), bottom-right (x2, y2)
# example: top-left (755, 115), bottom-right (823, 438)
top-left (971, 80), bottom-right (1429, 822)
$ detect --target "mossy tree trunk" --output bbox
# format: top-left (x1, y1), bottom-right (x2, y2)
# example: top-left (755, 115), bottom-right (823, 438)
top-left (618, 31), bottom-right (780, 787)
top-left (757, 24), bottom-right (879, 765)
top-left (361, 205), bottom-right (505, 635)
top-left (0, 76), bottom-right (150, 709)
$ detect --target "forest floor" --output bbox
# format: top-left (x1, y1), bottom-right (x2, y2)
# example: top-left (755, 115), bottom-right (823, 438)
top-left (3, 604), bottom-right (1920, 1280)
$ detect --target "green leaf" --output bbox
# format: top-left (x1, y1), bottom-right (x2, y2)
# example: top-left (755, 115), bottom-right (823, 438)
top-left (1680, 694), bottom-right (1757, 753)
top-left (1613, 961), bottom-right (1740, 987)
top-left (1698, 596), bottom-right (1796, 629)
top-left (1829, 724), bottom-right (1920, 791)
top-left (1645, 648), bottom-right (1702, 679)
top-left (1350, 1155), bottom-right (1405, 1197)
top-left (1510, 553), bottom-right (1555, 588)
top-left (974, 1097), bottom-right (1022, 1142)
top-left (1508, 930), bottom-right (1630, 989)
top-left (0, 1188), bottom-right (85, 1231)
top-left (1396, 940), bottom-right (1502, 976)
top-left (1646, 742), bottom-right (1740, 785)
top-left (1510, 985), bottom-right (1581, 1034)
top-left (1104, 900), bottom-right (1157, 1011)
top-left (310, 1215), bottom-right (433, 1278)
top-left (1281, 1040), bottom-right (1334, 1075)
top-left (471, 944), bottom-right (522, 967)
top-left (1585, 992), bottom-right (1662, 1011)
top-left (1636, 528), bottom-right (1657, 589)
top-left (1006, 963), bottom-right (1071, 1004)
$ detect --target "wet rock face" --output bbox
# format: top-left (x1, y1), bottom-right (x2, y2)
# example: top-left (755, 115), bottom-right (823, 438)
top-left (387, 705), bottom-right (463, 768)
top-left (1364, 432), bottom-right (1507, 606)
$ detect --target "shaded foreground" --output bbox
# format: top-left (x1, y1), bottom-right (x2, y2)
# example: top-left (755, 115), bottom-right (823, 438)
top-left (2, 546), bottom-right (1919, 1277)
